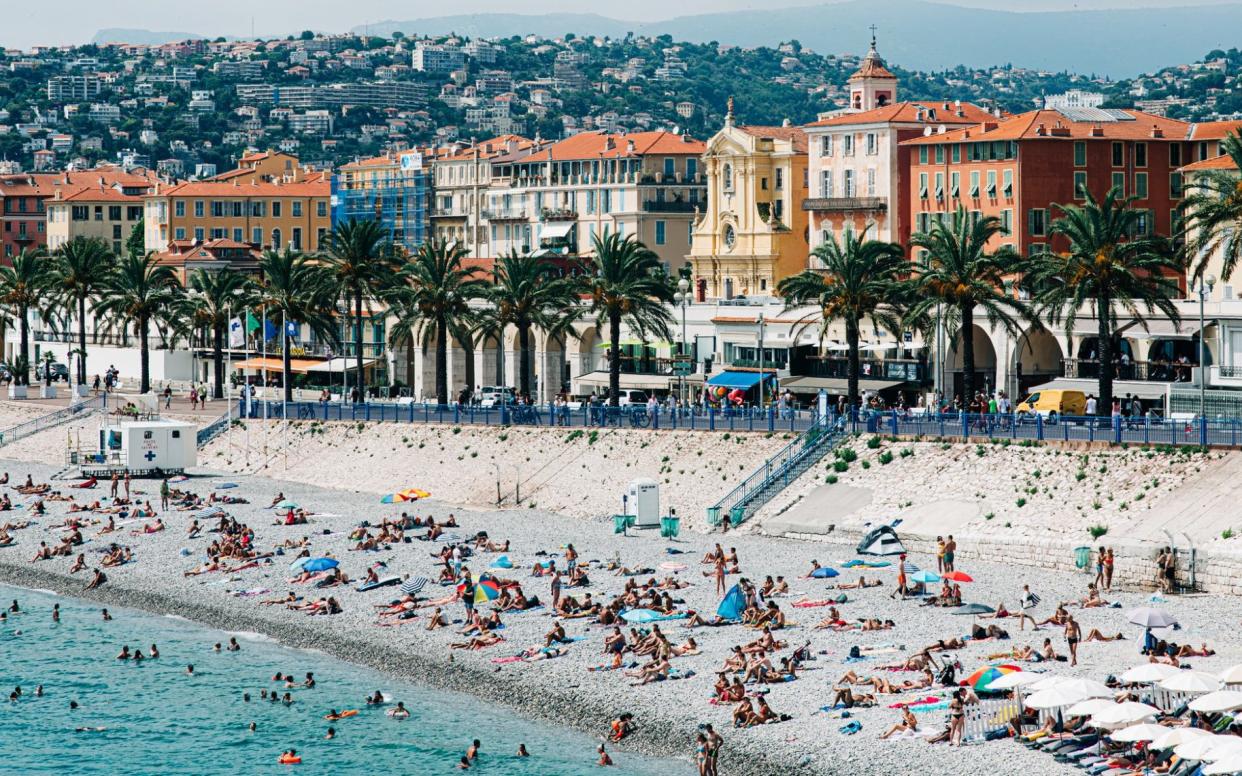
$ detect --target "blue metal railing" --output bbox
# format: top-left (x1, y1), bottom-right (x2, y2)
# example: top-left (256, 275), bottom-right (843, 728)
top-left (0, 393), bottom-right (107, 447)
top-left (705, 412), bottom-right (845, 529)
top-left (231, 399), bottom-right (816, 434)
top-left (196, 401), bottom-right (242, 448)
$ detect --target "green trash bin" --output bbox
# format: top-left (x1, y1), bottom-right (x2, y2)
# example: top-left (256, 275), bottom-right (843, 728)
top-left (706, 506), bottom-right (722, 526)
top-left (614, 514), bottom-right (636, 534)
top-left (1074, 546), bottom-right (1092, 570)
top-left (660, 516), bottom-right (680, 539)
top-left (729, 505), bottom-right (745, 527)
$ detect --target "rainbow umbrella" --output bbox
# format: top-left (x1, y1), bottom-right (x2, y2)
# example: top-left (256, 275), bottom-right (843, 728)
top-left (380, 488), bottom-right (431, 504)
top-left (963, 664), bottom-right (1021, 692)
top-left (471, 573), bottom-right (501, 604)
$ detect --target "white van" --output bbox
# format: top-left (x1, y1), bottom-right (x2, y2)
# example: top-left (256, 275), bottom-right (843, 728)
top-left (478, 386), bottom-right (515, 407)
top-left (616, 390), bottom-right (650, 406)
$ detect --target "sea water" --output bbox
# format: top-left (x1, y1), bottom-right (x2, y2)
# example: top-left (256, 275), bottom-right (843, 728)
top-left (0, 585), bottom-right (682, 775)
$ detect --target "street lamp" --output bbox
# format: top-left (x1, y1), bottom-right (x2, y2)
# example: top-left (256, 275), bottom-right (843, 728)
top-left (1199, 273), bottom-right (1216, 425)
top-left (674, 277), bottom-right (691, 407)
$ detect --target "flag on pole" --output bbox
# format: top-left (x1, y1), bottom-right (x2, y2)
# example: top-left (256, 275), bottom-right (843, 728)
top-left (245, 311), bottom-right (261, 333)
top-left (286, 320), bottom-right (298, 337)
top-left (263, 319), bottom-right (277, 340)
top-left (228, 317), bottom-right (245, 348)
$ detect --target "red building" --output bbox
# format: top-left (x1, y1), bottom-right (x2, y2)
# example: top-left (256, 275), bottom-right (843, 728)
top-left (901, 108), bottom-right (1191, 266)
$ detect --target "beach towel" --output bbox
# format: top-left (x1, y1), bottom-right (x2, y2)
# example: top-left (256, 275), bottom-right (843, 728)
top-left (191, 506), bottom-right (226, 520)
top-left (839, 721), bottom-right (862, 735)
top-left (490, 556), bottom-right (513, 569)
top-left (791, 599), bottom-right (836, 608)
top-left (888, 696), bottom-right (943, 709)
top-left (620, 609), bottom-right (688, 624)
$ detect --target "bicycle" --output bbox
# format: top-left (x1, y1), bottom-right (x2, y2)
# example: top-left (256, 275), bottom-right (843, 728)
top-left (628, 407), bottom-right (651, 428)
top-left (511, 405), bottom-right (541, 425)
top-left (297, 404), bottom-right (318, 420)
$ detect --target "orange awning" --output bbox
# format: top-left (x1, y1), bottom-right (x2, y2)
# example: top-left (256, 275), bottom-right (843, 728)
top-left (233, 357), bottom-right (324, 375)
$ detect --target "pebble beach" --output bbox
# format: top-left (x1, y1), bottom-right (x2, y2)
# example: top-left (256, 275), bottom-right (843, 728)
top-left (3, 456), bottom-right (1242, 775)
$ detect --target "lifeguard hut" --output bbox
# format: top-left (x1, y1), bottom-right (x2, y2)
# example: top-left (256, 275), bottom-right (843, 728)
top-left (68, 394), bottom-right (197, 477)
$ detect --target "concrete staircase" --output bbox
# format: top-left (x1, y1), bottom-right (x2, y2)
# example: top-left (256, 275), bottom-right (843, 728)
top-left (0, 394), bottom-right (106, 449)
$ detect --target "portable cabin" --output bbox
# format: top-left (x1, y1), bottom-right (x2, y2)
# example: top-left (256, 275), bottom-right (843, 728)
top-left (78, 418), bottom-right (198, 477)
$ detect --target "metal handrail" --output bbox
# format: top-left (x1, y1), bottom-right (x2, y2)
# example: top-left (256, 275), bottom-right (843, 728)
top-left (0, 394), bottom-right (107, 447)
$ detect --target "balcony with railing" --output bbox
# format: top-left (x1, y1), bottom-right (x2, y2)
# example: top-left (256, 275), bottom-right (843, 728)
top-left (1063, 357), bottom-right (1196, 382)
top-left (430, 206), bottom-right (466, 219)
top-left (483, 208), bottom-right (528, 221)
top-left (801, 197), bottom-right (888, 212)
top-left (540, 208), bottom-right (578, 222)
top-left (642, 200), bottom-right (698, 213)
top-left (798, 356), bottom-right (925, 383)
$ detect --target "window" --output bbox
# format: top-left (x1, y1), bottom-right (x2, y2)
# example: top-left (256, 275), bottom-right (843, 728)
top-left (232, 201), bottom-right (243, 218)
top-left (1198, 141), bottom-right (1209, 161)
top-left (917, 212), bottom-right (930, 232)
top-left (1135, 142), bottom-right (1147, 168)
top-left (193, 227), bottom-right (204, 241)
top-left (687, 158), bottom-right (697, 179)
top-left (292, 201), bottom-right (303, 218)
top-left (1002, 209), bottom-right (1012, 232)
top-left (760, 177), bottom-right (768, 191)
top-left (950, 171), bottom-right (960, 198)
top-left (1134, 209), bottom-right (1150, 235)
top-left (951, 144), bottom-right (961, 163)
top-left (934, 145), bottom-right (944, 164)
top-left (821, 135), bottom-right (833, 157)
top-left (233, 228), bottom-right (243, 242)
top-left (1135, 172), bottom-right (1148, 198)
top-left (71, 205), bottom-right (88, 221)
top-left (112, 225), bottom-right (122, 239)
top-left (291, 228), bottom-right (302, 250)
top-left (1002, 169), bottom-right (1013, 197)
top-left (194, 200), bottom-right (204, 218)
top-left (934, 172), bottom-right (944, 200)
top-left (821, 171), bottom-right (833, 198)
top-left (655, 220), bottom-right (666, 245)
top-left (843, 169), bottom-right (855, 197)
top-left (1169, 143), bottom-right (1182, 167)
top-left (866, 168), bottom-right (876, 196)
top-left (843, 134), bottom-right (854, 156)
top-left (918, 146), bottom-right (928, 165)
top-left (174, 227), bottom-right (185, 240)
top-left (986, 171), bottom-right (997, 197)
top-left (1074, 141), bottom-right (1087, 167)
top-left (723, 164), bottom-right (733, 191)
top-left (171, 430), bottom-right (181, 439)
top-left (210, 228), bottom-right (225, 239)
top-left (663, 157), bottom-right (675, 178)
top-left (775, 168), bottom-right (783, 190)
top-left (1111, 171), bottom-right (1125, 196)
top-left (1111, 142), bottom-right (1124, 167)
top-left (865, 133), bottom-right (877, 155)
top-left (1074, 171), bottom-right (1088, 199)
top-left (175, 201), bottom-right (185, 218)
top-left (272, 201), bottom-right (282, 218)
top-left (127, 206), bottom-right (142, 221)
top-left (271, 228), bottom-right (281, 249)
top-left (252, 227), bottom-right (263, 245)
top-left (968, 143), bottom-right (983, 162)
top-left (1030, 242), bottom-right (1047, 255)
top-left (1170, 172), bottom-right (1184, 199)
top-left (969, 171), bottom-right (980, 197)
top-left (210, 201), bottom-right (224, 217)
top-left (918, 172), bottom-right (928, 199)
top-left (108, 206), bottom-right (121, 221)
top-left (94, 206), bottom-right (103, 221)
top-left (1029, 208), bottom-right (1047, 236)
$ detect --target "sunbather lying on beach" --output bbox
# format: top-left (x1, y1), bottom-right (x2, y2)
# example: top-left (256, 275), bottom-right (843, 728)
top-left (834, 576), bottom-right (882, 590)
top-left (830, 687), bottom-right (876, 708)
top-left (450, 632), bottom-right (505, 650)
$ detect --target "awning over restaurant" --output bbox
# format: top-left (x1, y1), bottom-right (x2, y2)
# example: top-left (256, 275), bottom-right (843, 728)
top-left (706, 371), bottom-right (772, 390)
top-left (781, 376), bottom-right (907, 393)
top-left (540, 222), bottom-right (574, 240)
top-left (574, 371), bottom-right (671, 391)
top-left (305, 357), bottom-right (379, 374)
top-left (233, 357), bottom-right (322, 374)
top-left (1125, 319), bottom-right (1214, 340)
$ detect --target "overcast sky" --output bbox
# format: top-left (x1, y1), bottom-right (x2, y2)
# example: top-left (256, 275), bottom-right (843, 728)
top-left (3, 0), bottom-right (1234, 48)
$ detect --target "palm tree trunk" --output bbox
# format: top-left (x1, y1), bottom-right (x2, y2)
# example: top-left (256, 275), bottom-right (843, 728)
top-left (608, 310), bottom-right (622, 407)
top-left (1097, 291), bottom-right (1113, 418)
top-left (518, 321), bottom-right (531, 399)
top-left (960, 303), bottom-right (977, 410)
top-left (212, 320), bottom-right (225, 400)
top-left (845, 315), bottom-right (860, 417)
top-left (139, 315), bottom-right (150, 394)
top-left (462, 335), bottom-right (476, 399)
top-left (435, 316), bottom-right (448, 405)
top-left (77, 296), bottom-right (88, 386)
top-left (354, 289), bottom-right (364, 402)
top-left (283, 329), bottom-right (293, 403)
top-left (18, 305), bottom-right (29, 386)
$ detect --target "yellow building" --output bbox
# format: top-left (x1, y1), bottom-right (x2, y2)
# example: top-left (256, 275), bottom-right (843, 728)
top-left (44, 170), bottom-right (159, 254)
top-left (688, 107), bottom-right (810, 300)
top-left (143, 173), bottom-right (331, 253)
top-left (211, 150), bottom-right (303, 183)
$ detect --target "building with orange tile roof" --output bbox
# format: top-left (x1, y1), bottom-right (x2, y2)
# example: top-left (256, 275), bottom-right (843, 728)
top-left (151, 238), bottom-right (264, 283)
top-left (429, 135), bottom-right (535, 255)
top-left (144, 174), bottom-right (331, 254)
top-left (332, 147), bottom-right (434, 252)
top-left (210, 150), bottom-right (303, 183)
top-left (803, 37), bottom-right (995, 254)
top-left (482, 129), bottom-right (706, 268)
top-left (688, 105), bottom-right (810, 300)
top-left (46, 183), bottom-right (148, 254)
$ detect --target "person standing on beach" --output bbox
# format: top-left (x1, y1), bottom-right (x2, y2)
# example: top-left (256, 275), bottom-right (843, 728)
top-left (892, 554), bottom-right (908, 600)
top-left (943, 536), bottom-right (956, 573)
top-left (123, 473), bottom-right (131, 501)
top-left (460, 569), bottom-right (475, 620)
top-left (703, 723), bottom-right (722, 776)
top-left (1093, 546), bottom-right (1106, 588)
top-left (160, 479), bottom-right (170, 511)
top-left (935, 537), bottom-right (945, 573)
top-left (1065, 615), bottom-right (1081, 667)
top-left (110, 473), bottom-right (119, 498)
top-left (550, 570), bottom-right (562, 611)
top-left (1103, 548), bottom-right (1114, 592)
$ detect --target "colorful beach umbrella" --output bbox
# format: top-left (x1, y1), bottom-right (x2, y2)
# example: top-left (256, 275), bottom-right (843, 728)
top-left (963, 664), bottom-right (1020, 691)
top-left (380, 488), bottom-right (431, 504)
top-left (910, 570), bottom-right (940, 584)
top-left (942, 571), bottom-right (973, 582)
top-left (471, 574), bottom-right (501, 604)
top-left (301, 557), bottom-right (338, 573)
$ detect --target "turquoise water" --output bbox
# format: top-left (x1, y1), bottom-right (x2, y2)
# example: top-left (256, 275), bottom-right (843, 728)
top-left (0, 585), bottom-right (680, 775)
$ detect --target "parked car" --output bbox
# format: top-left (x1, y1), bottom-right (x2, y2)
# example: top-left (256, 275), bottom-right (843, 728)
top-left (35, 361), bottom-right (69, 382)
top-left (477, 386), bottom-right (516, 408)
top-left (615, 390), bottom-right (650, 407)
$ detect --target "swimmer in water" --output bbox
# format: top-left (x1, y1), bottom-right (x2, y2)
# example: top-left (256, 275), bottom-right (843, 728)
top-left (249, 722), bottom-right (256, 733)
top-left (366, 691), bottom-right (384, 705)
top-left (282, 692), bottom-right (293, 706)
top-left (326, 727), bottom-right (335, 740)
top-left (597, 744), bottom-right (613, 766)
top-left (388, 701), bottom-right (410, 719)
top-left (227, 637), bottom-right (240, 652)
top-left (304, 672), bottom-right (315, 689)
top-left (34, 685), bottom-right (42, 697)
top-left (150, 644), bottom-right (159, 659)
top-left (517, 744), bottom-right (529, 757)
top-left (52, 604), bottom-right (60, 623)
top-left (212, 643), bottom-right (221, 652)
top-left (458, 757), bottom-right (471, 770)
top-left (186, 664), bottom-right (194, 676)
top-left (69, 700), bottom-right (79, 710)
top-left (102, 609), bottom-right (112, 621)
top-left (116, 645), bottom-right (131, 660)
top-left (466, 740), bottom-right (480, 761)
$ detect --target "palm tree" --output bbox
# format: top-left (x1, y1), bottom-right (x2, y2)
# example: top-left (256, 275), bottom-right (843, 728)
top-left (1026, 187), bottom-right (1183, 414)
top-left (320, 218), bottom-right (400, 401)
top-left (0, 247), bottom-right (55, 387)
top-left (187, 269), bottom-right (254, 400)
top-left (93, 253), bottom-right (182, 394)
top-left (386, 239), bottom-right (488, 405)
top-left (906, 208), bottom-right (1033, 407)
top-left (581, 233), bottom-right (674, 407)
top-left (488, 251), bottom-right (581, 399)
top-left (48, 237), bottom-right (114, 387)
top-left (1182, 130), bottom-right (1242, 283)
top-left (778, 229), bottom-right (908, 414)
top-left (252, 250), bottom-right (339, 403)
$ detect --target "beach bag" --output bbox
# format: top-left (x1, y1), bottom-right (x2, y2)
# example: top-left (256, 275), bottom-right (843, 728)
top-left (848, 646), bottom-right (861, 659)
